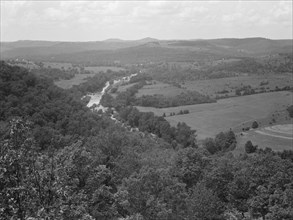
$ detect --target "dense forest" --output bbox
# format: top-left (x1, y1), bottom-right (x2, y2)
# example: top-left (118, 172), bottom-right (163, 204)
top-left (146, 54), bottom-right (293, 83)
top-left (1, 61), bottom-right (293, 220)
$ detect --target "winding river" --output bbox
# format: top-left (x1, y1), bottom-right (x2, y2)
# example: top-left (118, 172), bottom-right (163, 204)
top-left (86, 73), bottom-right (137, 112)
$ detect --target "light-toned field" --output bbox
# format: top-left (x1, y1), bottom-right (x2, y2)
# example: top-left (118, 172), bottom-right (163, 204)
top-left (183, 74), bottom-right (292, 98)
top-left (43, 62), bottom-right (73, 70)
top-left (116, 82), bottom-right (137, 93)
top-left (137, 91), bottom-right (293, 139)
top-left (234, 123), bottom-right (293, 155)
top-left (136, 81), bottom-right (185, 98)
top-left (85, 66), bottom-right (125, 73)
top-left (54, 73), bottom-right (96, 89)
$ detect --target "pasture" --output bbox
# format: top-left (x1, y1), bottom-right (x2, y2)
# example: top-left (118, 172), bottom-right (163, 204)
top-left (234, 123), bottom-right (293, 155)
top-left (117, 82), bottom-right (138, 93)
top-left (43, 62), bottom-right (73, 70)
top-left (85, 66), bottom-right (125, 73)
top-left (183, 74), bottom-right (292, 98)
top-left (136, 91), bottom-right (293, 140)
top-left (136, 81), bottom-right (186, 98)
top-left (54, 73), bottom-right (96, 89)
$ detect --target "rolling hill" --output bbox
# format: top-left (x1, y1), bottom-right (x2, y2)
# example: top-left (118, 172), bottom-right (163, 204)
top-left (0, 38), bottom-right (292, 64)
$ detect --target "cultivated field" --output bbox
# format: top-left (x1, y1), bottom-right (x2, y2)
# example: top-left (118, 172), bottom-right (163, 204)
top-left (85, 66), bottom-right (125, 73)
top-left (234, 123), bottom-right (293, 155)
top-left (137, 91), bottom-right (293, 139)
top-left (42, 63), bottom-right (125, 73)
top-left (136, 81), bottom-right (185, 97)
top-left (135, 74), bottom-right (292, 100)
top-left (117, 82), bottom-right (138, 93)
top-left (43, 62), bottom-right (74, 70)
top-left (54, 73), bottom-right (96, 89)
top-left (183, 74), bottom-right (292, 98)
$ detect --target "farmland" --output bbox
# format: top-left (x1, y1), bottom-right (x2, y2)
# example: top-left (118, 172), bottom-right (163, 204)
top-left (54, 73), bottom-right (96, 89)
top-left (116, 82), bottom-right (138, 93)
top-left (43, 62), bottom-right (74, 70)
top-left (136, 81), bottom-right (185, 97)
top-left (84, 66), bottom-right (125, 73)
top-left (183, 73), bottom-right (292, 98)
top-left (134, 74), bottom-right (292, 100)
top-left (43, 62), bottom-right (125, 73)
top-left (234, 123), bottom-right (293, 155)
top-left (136, 91), bottom-right (292, 139)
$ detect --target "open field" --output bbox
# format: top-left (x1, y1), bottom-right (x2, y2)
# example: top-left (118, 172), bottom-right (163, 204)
top-left (43, 62), bottom-right (74, 70)
top-left (137, 91), bottom-right (293, 139)
top-left (116, 82), bottom-right (137, 93)
top-left (136, 81), bottom-right (186, 98)
top-left (135, 74), bottom-right (292, 100)
top-left (183, 74), bottom-right (292, 98)
top-left (85, 66), bottom-right (125, 73)
top-left (54, 73), bottom-right (96, 89)
top-left (234, 123), bottom-right (293, 155)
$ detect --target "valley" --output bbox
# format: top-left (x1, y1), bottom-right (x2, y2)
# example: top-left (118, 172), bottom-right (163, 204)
top-left (5, 37), bottom-right (292, 154)
top-left (2, 0), bottom-right (293, 218)
top-left (1, 37), bottom-right (292, 220)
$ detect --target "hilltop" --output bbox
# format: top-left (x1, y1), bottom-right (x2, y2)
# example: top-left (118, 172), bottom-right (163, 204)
top-left (1, 37), bottom-right (292, 64)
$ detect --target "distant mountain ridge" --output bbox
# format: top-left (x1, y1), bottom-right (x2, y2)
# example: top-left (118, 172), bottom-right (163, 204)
top-left (1, 37), bottom-right (292, 63)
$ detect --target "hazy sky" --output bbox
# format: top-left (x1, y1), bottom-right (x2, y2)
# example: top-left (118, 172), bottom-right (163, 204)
top-left (1, 0), bottom-right (292, 41)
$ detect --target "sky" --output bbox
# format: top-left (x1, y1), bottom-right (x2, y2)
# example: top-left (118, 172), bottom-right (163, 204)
top-left (0, 0), bottom-right (292, 42)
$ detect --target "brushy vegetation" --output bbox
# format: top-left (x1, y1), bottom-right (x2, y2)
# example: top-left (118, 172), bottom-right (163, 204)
top-left (287, 105), bottom-right (293, 118)
top-left (1, 61), bottom-right (293, 220)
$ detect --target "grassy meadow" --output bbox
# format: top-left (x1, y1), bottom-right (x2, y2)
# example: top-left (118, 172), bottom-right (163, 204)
top-left (85, 66), bottom-right (125, 73)
top-left (137, 91), bottom-right (293, 139)
top-left (136, 81), bottom-right (185, 98)
top-left (234, 123), bottom-right (293, 155)
top-left (183, 74), bottom-right (292, 98)
top-left (54, 73), bottom-right (96, 89)
top-left (43, 62), bottom-right (74, 70)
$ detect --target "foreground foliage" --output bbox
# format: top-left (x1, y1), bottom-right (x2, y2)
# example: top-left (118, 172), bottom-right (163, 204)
top-left (1, 62), bottom-right (293, 219)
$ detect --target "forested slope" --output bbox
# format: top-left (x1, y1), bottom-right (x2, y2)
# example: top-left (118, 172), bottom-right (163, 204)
top-left (0, 62), bottom-right (293, 220)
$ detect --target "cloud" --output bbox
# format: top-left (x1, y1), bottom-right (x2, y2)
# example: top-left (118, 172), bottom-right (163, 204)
top-left (44, 7), bottom-right (70, 21)
top-left (1, 0), bottom-right (292, 41)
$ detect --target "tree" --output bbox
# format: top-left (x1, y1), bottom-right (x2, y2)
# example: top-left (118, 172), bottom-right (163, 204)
top-left (117, 167), bottom-right (179, 219)
top-left (173, 147), bottom-right (209, 188)
top-left (287, 105), bottom-right (293, 118)
top-left (204, 158), bottom-right (234, 203)
top-left (245, 140), bottom-right (257, 154)
top-left (267, 187), bottom-right (293, 220)
top-left (252, 121), bottom-right (259, 129)
top-left (248, 185), bottom-right (270, 219)
top-left (0, 119), bottom-right (38, 219)
top-left (214, 130), bottom-right (236, 152)
top-left (175, 122), bottom-right (197, 148)
top-left (0, 118), bottom-right (59, 219)
top-left (186, 183), bottom-right (225, 220)
top-left (203, 138), bottom-right (218, 154)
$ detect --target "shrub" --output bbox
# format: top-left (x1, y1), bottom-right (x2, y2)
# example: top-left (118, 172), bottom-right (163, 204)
top-left (252, 121), bottom-right (259, 129)
top-left (245, 140), bottom-right (257, 153)
top-left (287, 105), bottom-right (293, 118)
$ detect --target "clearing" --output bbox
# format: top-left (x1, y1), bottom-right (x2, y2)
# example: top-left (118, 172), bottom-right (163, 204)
top-left (85, 66), bottom-right (125, 73)
top-left (136, 81), bottom-right (186, 98)
top-left (43, 62), bottom-right (74, 70)
top-left (54, 73), bottom-right (96, 89)
top-left (234, 123), bottom-right (293, 155)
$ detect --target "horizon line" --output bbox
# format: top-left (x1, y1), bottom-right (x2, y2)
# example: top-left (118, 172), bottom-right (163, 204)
top-left (1, 37), bottom-right (293, 43)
